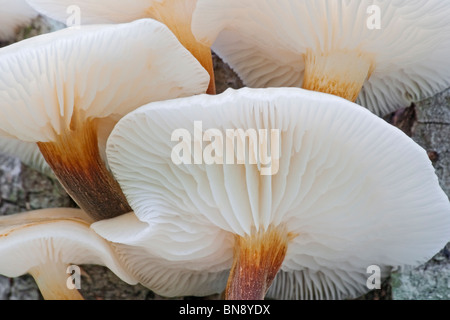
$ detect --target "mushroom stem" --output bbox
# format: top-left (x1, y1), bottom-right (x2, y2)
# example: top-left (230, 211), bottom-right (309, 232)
top-left (302, 49), bottom-right (375, 102)
top-left (29, 262), bottom-right (84, 300)
top-left (146, 0), bottom-right (216, 95)
top-left (37, 118), bottom-right (132, 222)
top-left (225, 226), bottom-right (295, 300)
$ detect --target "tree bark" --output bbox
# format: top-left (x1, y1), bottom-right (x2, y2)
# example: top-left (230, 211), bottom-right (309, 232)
top-left (411, 89), bottom-right (450, 198)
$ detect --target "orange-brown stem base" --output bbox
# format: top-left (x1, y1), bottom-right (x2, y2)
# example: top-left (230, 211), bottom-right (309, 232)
top-left (225, 226), bottom-right (295, 300)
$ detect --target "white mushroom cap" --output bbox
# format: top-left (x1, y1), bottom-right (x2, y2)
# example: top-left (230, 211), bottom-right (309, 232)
top-left (192, 0), bottom-right (450, 116)
top-left (93, 212), bottom-right (231, 297)
top-left (0, 0), bottom-right (39, 41)
top-left (98, 87), bottom-right (450, 299)
top-left (0, 208), bottom-right (137, 298)
top-left (0, 18), bottom-right (209, 142)
top-left (26, 0), bottom-right (218, 94)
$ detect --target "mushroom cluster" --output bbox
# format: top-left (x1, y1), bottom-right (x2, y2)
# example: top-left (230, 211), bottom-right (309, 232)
top-left (0, 0), bottom-right (449, 301)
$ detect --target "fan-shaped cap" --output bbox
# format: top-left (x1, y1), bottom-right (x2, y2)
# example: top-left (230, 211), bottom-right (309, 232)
top-left (97, 87), bottom-right (450, 299)
top-left (0, 0), bottom-right (39, 41)
top-left (26, 0), bottom-right (217, 94)
top-left (0, 17), bottom-right (209, 143)
top-left (192, 0), bottom-right (450, 116)
top-left (0, 208), bottom-right (137, 298)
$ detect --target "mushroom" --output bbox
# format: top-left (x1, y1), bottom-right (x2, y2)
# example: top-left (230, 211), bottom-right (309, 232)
top-left (0, 0), bottom-right (39, 42)
top-left (0, 208), bottom-right (137, 300)
top-left (0, 18), bottom-right (210, 221)
top-left (95, 87), bottom-right (450, 299)
top-left (26, 0), bottom-right (216, 94)
top-left (192, 0), bottom-right (450, 116)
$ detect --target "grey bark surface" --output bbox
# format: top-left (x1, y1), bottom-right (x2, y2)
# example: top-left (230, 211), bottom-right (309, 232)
top-left (0, 52), bottom-right (235, 301)
top-left (0, 16), bottom-right (449, 300)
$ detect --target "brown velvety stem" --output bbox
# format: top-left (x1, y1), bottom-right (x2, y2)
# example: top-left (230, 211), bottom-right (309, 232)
top-left (146, 0), bottom-right (216, 95)
top-left (37, 119), bottom-right (131, 222)
top-left (225, 226), bottom-right (295, 300)
top-left (302, 49), bottom-right (374, 102)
